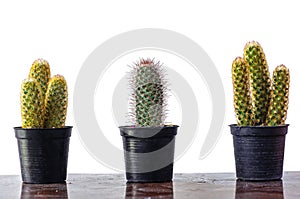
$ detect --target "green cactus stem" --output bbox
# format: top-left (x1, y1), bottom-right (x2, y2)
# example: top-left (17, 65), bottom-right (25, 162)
top-left (20, 79), bottom-right (44, 128)
top-left (44, 75), bottom-right (68, 128)
top-left (129, 58), bottom-right (167, 127)
top-left (266, 65), bottom-right (290, 126)
top-left (29, 58), bottom-right (51, 97)
top-left (232, 57), bottom-right (252, 126)
top-left (243, 41), bottom-right (271, 125)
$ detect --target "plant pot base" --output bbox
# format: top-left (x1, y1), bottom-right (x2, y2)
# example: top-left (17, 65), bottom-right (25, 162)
top-left (126, 164), bottom-right (174, 183)
top-left (237, 177), bottom-right (282, 181)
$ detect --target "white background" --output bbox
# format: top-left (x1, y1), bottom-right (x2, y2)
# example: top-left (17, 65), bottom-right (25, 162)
top-left (0, 0), bottom-right (299, 175)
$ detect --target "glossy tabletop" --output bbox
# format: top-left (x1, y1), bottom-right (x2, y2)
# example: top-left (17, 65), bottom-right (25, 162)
top-left (0, 172), bottom-right (300, 198)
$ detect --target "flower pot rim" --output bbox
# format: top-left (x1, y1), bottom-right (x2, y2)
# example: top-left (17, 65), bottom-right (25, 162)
top-left (119, 125), bottom-right (178, 138)
top-left (119, 125), bottom-right (179, 129)
top-left (229, 124), bottom-right (289, 128)
top-left (229, 124), bottom-right (288, 137)
top-left (14, 126), bottom-right (72, 139)
top-left (14, 126), bottom-right (73, 130)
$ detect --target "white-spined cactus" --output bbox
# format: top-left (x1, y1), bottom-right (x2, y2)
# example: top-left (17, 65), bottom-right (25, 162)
top-left (129, 58), bottom-right (168, 127)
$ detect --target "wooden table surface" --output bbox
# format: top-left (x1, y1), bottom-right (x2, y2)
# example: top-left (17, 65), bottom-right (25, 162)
top-left (0, 172), bottom-right (300, 198)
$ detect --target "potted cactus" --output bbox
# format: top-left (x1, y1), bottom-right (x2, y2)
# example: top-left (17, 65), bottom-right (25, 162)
top-left (230, 41), bottom-right (290, 181)
top-left (14, 59), bottom-right (72, 184)
top-left (119, 58), bottom-right (179, 183)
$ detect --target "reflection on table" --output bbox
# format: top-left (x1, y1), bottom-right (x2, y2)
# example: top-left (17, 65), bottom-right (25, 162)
top-left (125, 182), bottom-right (173, 199)
top-left (21, 182), bottom-right (68, 199)
top-left (235, 180), bottom-right (283, 199)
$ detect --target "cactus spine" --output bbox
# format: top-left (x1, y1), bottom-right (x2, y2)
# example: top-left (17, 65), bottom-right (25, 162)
top-left (20, 59), bottom-right (68, 128)
top-left (266, 65), bottom-right (290, 126)
top-left (129, 58), bottom-right (167, 127)
top-left (232, 41), bottom-right (290, 126)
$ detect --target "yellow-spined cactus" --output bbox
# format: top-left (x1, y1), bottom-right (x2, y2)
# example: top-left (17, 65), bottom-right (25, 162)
top-left (266, 65), bottom-right (290, 126)
top-left (29, 59), bottom-right (51, 97)
top-left (44, 75), bottom-right (68, 128)
top-left (20, 79), bottom-right (45, 128)
top-left (232, 57), bottom-right (252, 126)
top-left (20, 59), bottom-right (68, 128)
top-left (243, 41), bottom-right (271, 125)
top-left (232, 41), bottom-right (290, 126)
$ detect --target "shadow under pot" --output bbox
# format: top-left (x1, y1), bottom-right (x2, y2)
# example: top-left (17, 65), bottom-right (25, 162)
top-left (119, 125), bottom-right (178, 183)
top-left (14, 126), bottom-right (72, 184)
top-left (229, 124), bottom-right (288, 181)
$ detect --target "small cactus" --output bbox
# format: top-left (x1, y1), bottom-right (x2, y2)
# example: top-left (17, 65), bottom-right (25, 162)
top-left (266, 65), bottom-right (290, 126)
top-left (232, 41), bottom-right (290, 126)
top-left (243, 41), bottom-right (271, 125)
top-left (29, 59), bottom-right (51, 97)
top-left (44, 75), bottom-right (68, 128)
top-left (232, 57), bottom-right (252, 126)
top-left (20, 59), bottom-right (68, 128)
top-left (20, 79), bottom-right (45, 128)
top-left (129, 58), bottom-right (167, 127)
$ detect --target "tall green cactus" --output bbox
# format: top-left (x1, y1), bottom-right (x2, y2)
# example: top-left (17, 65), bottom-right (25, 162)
top-left (243, 41), bottom-right (271, 125)
top-left (20, 79), bottom-right (45, 128)
top-left (232, 57), bottom-right (252, 126)
top-left (20, 59), bottom-right (68, 128)
top-left (266, 65), bottom-right (290, 126)
top-left (44, 75), bottom-right (68, 128)
top-left (129, 58), bottom-right (167, 127)
top-left (232, 41), bottom-right (290, 126)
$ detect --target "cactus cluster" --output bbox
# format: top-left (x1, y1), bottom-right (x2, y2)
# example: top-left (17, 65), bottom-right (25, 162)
top-left (232, 41), bottom-right (290, 126)
top-left (21, 59), bottom-right (68, 128)
top-left (128, 58), bottom-right (168, 127)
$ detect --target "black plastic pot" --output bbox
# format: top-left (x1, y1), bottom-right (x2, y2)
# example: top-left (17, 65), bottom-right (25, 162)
top-left (119, 125), bottom-right (178, 183)
top-left (14, 126), bottom-right (72, 184)
top-left (230, 124), bottom-right (288, 181)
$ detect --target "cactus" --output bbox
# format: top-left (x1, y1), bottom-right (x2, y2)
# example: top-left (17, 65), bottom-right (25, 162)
top-left (20, 59), bottom-right (68, 128)
top-left (232, 41), bottom-right (290, 126)
top-left (266, 65), bottom-right (290, 126)
top-left (129, 58), bottom-right (167, 127)
top-left (20, 79), bottom-right (45, 128)
top-left (29, 59), bottom-right (51, 97)
top-left (232, 57), bottom-right (252, 126)
top-left (243, 41), bottom-right (271, 125)
top-left (44, 75), bottom-right (68, 128)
